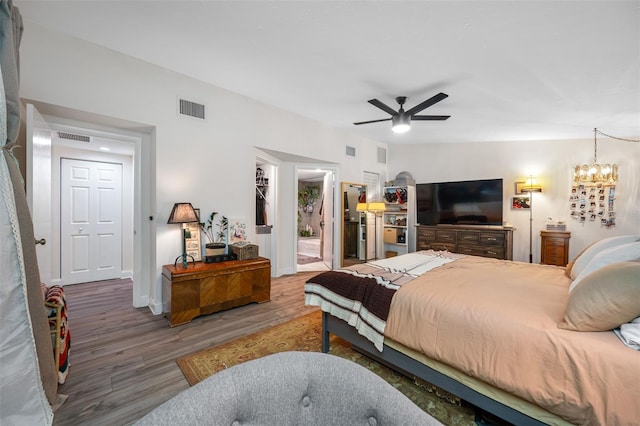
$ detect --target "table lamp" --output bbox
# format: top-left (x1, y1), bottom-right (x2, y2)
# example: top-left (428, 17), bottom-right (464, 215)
top-left (168, 202), bottom-right (199, 268)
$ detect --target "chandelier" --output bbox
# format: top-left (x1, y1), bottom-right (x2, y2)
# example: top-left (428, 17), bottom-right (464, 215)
top-left (573, 128), bottom-right (619, 184)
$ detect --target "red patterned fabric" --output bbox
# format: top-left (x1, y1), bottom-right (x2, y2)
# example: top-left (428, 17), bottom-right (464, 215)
top-left (44, 285), bottom-right (70, 384)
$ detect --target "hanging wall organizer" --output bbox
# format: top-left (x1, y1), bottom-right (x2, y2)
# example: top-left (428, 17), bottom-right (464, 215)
top-left (569, 128), bottom-right (638, 228)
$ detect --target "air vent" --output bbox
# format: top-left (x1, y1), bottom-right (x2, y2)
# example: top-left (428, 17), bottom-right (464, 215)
top-left (179, 98), bottom-right (206, 120)
top-left (377, 147), bottom-right (387, 164)
top-left (346, 146), bottom-right (356, 157)
top-left (58, 132), bottom-right (90, 143)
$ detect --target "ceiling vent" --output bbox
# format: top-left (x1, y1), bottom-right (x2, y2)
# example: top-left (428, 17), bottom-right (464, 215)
top-left (58, 132), bottom-right (90, 143)
top-left (377, 147), bottom-right (387, 164)
top-left (346, 146), bottom-right (356, 157)
top-left (179, 98), bottom-right (206, 120)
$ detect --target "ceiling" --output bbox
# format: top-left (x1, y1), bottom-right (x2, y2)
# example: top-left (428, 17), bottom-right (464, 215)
top-left (15, 1), bottom-right (640, 145)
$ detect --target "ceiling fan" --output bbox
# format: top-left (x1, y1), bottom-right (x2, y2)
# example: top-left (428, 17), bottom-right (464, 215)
top-left (353, 92), bottom-right (450, 134)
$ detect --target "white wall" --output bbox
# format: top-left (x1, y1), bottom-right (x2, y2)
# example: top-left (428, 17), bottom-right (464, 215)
top-left (19, 22), bottom-right (385, 309)
top-left (389, 138), bottom-right (640, 262)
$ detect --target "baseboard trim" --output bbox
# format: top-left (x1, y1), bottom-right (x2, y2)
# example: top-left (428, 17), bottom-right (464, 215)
top-left (147, 295), bottom-right (164, 315)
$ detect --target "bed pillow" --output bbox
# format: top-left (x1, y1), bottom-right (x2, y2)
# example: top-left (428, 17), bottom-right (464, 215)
top-left (569, 241), bottom-right (640, 292)
top-left (559, 262), bottom-right (640, 332)
top-left (567, 235), bottom-right (640, 279)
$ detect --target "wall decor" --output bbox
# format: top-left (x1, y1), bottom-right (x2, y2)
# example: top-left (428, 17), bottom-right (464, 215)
top-left (511, 197), bottom-right (530, 209)
top-left (184, 221), bottom-right (202, 261)
top-left (514, 181), bottom-right (527, 195)
top-left (229, 218), bottom-right (248, 243)
top-left (569, 183), bottom-right (616, 227)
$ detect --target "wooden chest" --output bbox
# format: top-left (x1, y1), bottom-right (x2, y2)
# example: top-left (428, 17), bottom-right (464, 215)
top-left (162, 257), bottom-right (271, 326)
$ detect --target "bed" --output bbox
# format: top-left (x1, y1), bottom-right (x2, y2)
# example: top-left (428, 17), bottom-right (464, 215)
top-left (305, 239), bottom-right (640, 426)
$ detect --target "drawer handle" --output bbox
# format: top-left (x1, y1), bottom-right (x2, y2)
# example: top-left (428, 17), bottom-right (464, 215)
top-left (462, 236), bottom-right (474, 240)
top-left (462, 248), bottom-right (473, 253)
top-left (487, 250), bottom-right (497, 255)
top-left (486, 237), bottom-right (497, 241)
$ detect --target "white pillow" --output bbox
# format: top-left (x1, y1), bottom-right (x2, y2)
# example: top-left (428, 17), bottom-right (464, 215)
top-left (569, 242), bottom-right (640, 292)
top-left (569, 235), bottom-right (640, 280)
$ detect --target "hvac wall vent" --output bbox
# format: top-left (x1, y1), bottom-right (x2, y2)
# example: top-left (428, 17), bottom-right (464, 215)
top-left (179, 98), bottom-right (206, 120)
top-left (377, 147), bottom-right (387, 164)
top-left (58, 132), bottom-right (90, 143)
top-left (346, 146), bottom-right (356, 157)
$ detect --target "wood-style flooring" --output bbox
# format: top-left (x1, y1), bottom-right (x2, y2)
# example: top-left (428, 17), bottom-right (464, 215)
top-left (53, 271), bottom-right (320, 426)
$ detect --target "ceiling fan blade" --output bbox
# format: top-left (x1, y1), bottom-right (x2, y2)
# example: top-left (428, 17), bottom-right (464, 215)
top-left (411, 115), bottom-right (450, 121)
top-left (353, 118), bottom-right (392, 125)
top-left (368, 99), bottom-right (398, 116)
top-left (405, 92), bottom-right (448, 116)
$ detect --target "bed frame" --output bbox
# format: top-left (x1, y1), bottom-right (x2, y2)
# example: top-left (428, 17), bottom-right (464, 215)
top-left (322, 311), bottom-right (549, 426)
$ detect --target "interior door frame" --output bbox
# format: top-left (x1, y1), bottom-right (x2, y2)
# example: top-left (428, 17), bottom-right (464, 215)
top-left (294, 165), bottom-right (338, 271)
top-left (25, 104), bottom-right (52, 285)
top-left (23, 100), bottom-right (156, 309)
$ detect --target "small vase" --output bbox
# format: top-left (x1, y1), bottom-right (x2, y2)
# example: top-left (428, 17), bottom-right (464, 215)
top-left (206, 242), bottom-right (226, 256)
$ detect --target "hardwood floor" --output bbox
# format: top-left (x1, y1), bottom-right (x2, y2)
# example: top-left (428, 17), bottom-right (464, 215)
top-left (53, 271), bottom-right (320, 426)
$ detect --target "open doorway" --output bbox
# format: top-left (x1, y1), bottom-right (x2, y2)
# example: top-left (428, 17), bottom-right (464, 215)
top-left (24, 101), bottom-right (155, 309)
top-left (296, 168), bottom-right (334, 271)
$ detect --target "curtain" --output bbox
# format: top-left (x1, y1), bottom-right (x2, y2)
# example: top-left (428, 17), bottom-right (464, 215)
top-left (1, 1), bottom-right (55, 424)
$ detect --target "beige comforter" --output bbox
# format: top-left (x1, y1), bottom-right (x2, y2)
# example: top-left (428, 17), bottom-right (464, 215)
top-left (385, 256), bottom-right (640, 425)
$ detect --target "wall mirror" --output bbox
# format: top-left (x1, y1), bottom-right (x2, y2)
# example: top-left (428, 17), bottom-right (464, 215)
top-left (341, 182), bottom-right (367, 267)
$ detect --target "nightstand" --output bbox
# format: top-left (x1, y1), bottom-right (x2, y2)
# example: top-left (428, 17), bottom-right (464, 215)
top-left (540, 231), bottom-right (571, 266)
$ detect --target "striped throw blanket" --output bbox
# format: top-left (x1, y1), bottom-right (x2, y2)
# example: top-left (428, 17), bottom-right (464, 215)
top-left (305, 251), bottom-right (464, 351)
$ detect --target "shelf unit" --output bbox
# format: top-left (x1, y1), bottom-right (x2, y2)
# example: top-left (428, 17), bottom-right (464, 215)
top-left (382, 185), bottom-right (415, 258)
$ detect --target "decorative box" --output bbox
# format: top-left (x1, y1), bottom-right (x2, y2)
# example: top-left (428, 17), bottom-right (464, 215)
top-left (230, 243), bottom-right (259, 260)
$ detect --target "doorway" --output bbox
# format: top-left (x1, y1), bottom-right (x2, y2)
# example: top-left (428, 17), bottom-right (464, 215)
top-left (296, 168), bottom-right (335, 271)
top-left (25, 102), bottom-right (152, 308)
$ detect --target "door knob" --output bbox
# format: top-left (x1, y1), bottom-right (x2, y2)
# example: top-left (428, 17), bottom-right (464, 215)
top-left (35, 238), bottom-right (46, 245)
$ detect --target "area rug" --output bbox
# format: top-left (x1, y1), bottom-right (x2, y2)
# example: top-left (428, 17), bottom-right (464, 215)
top-left (297, 254), bottom-right (322, 264)
top-left (177, 310), bottom-right (478, 425)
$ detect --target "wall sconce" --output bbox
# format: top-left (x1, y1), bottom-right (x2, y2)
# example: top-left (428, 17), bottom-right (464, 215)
top-left (167, 202), bottom-right (199, 269)
top-left (573, 128), bottom-right (619, 184)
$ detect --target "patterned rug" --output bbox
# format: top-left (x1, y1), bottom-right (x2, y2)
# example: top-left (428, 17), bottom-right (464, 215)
top-left (177, 310), bottom-right (478, 425)
top-left (297, 254), bottom-right (322, 264)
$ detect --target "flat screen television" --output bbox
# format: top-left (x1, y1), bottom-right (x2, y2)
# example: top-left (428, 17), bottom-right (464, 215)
top-left (416, 178), bottom-right (503, 226)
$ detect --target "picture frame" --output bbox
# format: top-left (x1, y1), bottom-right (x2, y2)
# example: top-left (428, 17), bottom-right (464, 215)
top-left (511, 196), bottom-right (530, 209)
top-left (184, 220), bottom-right (202, 261)
top-left (228, 217), bottom-right (248, 244)
top-left (514, 181), bottom-right (526, 195)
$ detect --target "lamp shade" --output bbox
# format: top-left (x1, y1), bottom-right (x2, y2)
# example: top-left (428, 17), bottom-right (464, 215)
top-left (368, 201), bottom-right (386, 212)
top-left (167, 203), bottom-right (198, 224)
top-left (356, 202), bottom-right (368, 212)
top-left (523, 176), bottom-right (542, 193)
top-left (391, 114), bottom-right (411, 134)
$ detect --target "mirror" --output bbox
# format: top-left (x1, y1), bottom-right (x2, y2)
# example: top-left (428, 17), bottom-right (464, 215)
top-left (341, 182), bottom-right (367, 267)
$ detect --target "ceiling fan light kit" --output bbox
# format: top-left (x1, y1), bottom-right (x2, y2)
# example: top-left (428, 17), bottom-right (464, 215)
top-left (354, 92), bottom-right (450, 133)
top-left (392, 114), bottom-right (411, 133)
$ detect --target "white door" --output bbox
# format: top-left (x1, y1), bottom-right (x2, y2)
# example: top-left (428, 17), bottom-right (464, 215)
top-left (26, 104), bottom-right (53, 285)
top-left (321, 171), bottom-right (334, 269)
top-left (61, 159), bottom-right (122, 284)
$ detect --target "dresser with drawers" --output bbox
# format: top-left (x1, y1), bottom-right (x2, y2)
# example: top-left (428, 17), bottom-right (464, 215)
top-left (540, 230), bottom-right (571, 266)
top-left (417, 225), bottom-right (514, 260)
